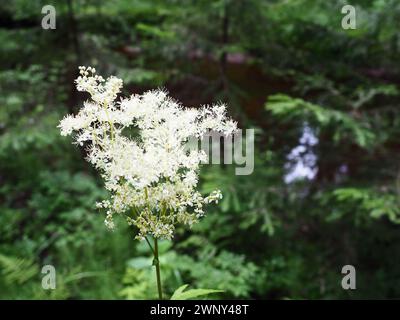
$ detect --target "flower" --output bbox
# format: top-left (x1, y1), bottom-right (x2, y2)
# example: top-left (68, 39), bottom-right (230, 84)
top-left (59, 66), bottom-right (237, 240)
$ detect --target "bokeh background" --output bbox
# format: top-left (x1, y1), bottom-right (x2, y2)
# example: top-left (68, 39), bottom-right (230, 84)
top-left (1, 0), bottom-right (400, 299)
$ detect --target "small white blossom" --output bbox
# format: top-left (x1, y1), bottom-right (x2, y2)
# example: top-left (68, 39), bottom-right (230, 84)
top-left (59, 67), bottom-right (237, 240)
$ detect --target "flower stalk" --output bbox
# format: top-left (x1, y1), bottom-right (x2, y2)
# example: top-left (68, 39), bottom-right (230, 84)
top-left (58, 66), bottom-right (237, 299)
top-left (153, 237), bottom-right (163, 300)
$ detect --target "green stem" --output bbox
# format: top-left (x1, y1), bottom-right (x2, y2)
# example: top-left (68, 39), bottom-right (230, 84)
top-left (145, 236), bottom-right (155, 255)
top-left (153, 237), bottom-right (163, 300)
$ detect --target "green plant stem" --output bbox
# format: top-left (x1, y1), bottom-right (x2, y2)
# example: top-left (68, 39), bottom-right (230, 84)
top-left (145, 236), bottom-right (155, 255)
top-left (153, 237), bottom-right (163, 300)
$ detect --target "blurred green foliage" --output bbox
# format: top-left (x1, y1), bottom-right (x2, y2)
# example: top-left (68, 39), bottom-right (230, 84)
top-left (1, 0), bottom-right (400, 299)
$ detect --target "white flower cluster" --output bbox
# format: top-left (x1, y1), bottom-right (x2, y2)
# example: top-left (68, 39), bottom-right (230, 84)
top-left (59, 66), bottom-right (237, 240)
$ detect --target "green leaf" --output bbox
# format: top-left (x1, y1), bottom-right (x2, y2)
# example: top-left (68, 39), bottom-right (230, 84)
top-left (266, 94), bottom-right (376, 148)
top-left (0, 254), bottom-right (39, 285)
top-left (170, 284), bottom-right (223, 300)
